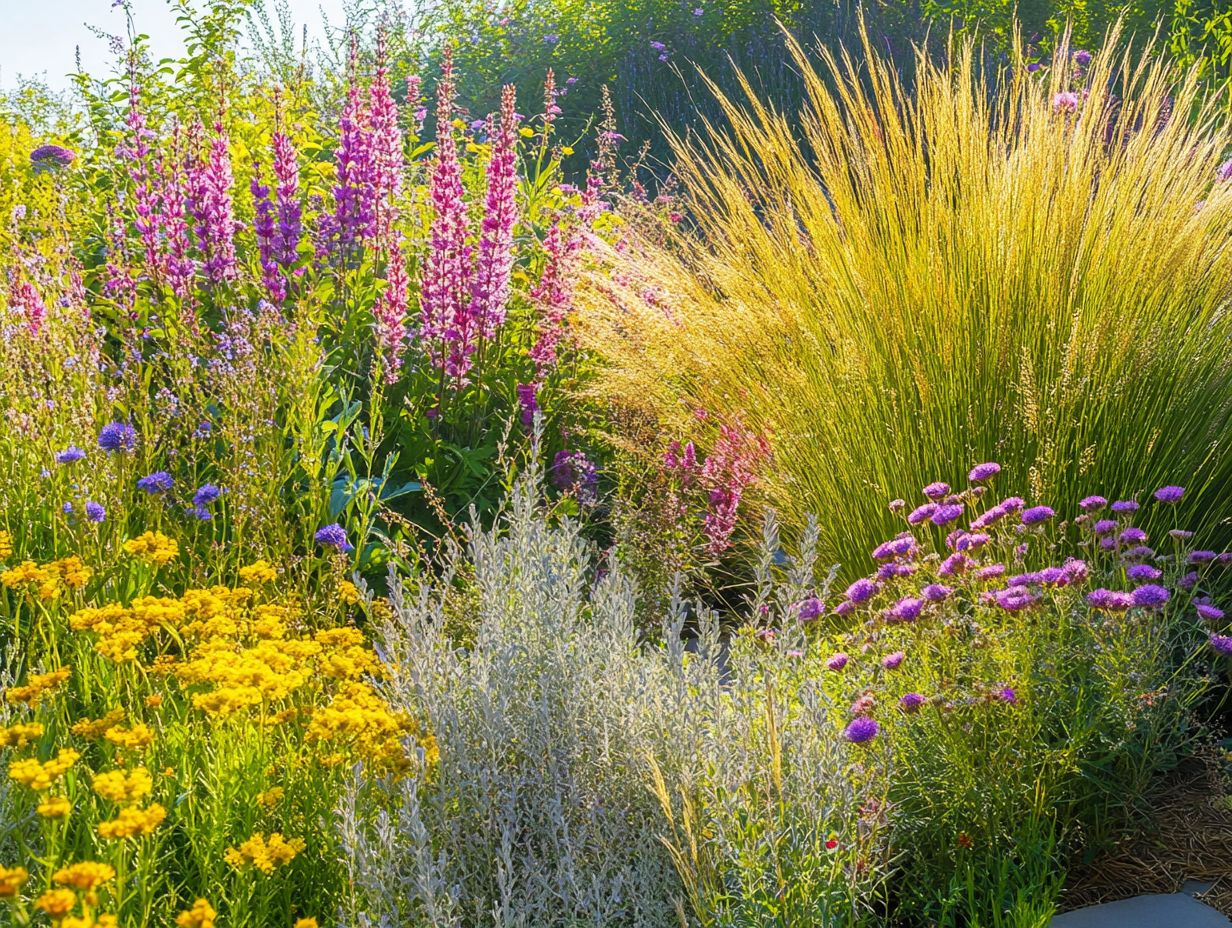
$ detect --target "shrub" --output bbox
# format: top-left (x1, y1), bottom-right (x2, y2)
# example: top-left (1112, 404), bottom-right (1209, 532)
top-left (581, 27), bottom-right (1232, 577)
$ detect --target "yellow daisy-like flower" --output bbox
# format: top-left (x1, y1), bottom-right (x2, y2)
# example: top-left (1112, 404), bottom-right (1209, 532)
top-left (103, 722), bottom-right (154, 751)
top-left (238, 560), bottom-right (277, 584)
top-left (175, 899), bottom-right (216, 928)
top-left (37, 794), bottom-right (72, 819)
top-left (8, 748), bottom-right (80, 791)
top-left (0, 530), bottom-right (12, 559)
top-left (96, 803), bottom-right (166, 840)
top-left (224, 832), bottom-right (305, 874)
top-left (0, 866), bottom-right (28, 898)
top-left (92, 767), bottom-right (153, 804)
top-left (53, 862), bottom-right (115, 891)
top-left (35, 888), bottom-right (78, 919)
top-left (0, 721), bottom-right (44, 748)
top-left (122, 531), bottom-right (179, 566)
top-left (70, 708), bottom-right (126, 740)
top-left (294, 919), bottom-right (319, 928)
top-left (5, 667), bottom-right (71, 706)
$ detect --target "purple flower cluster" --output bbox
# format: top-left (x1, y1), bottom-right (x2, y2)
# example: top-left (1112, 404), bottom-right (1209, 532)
top-left (98, 422), bottom-right (137, 453)
top-left (315, 523), bottom-right (354, 553)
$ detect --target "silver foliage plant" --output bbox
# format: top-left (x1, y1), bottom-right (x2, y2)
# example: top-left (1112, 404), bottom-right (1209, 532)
top-left (337, 466), bottom-right (889, 928)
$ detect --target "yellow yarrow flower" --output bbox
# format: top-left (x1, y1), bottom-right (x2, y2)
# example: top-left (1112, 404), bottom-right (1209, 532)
top-left (176, 899), bottom-right (216, 928)
top-left (0, 721), bottom-right (44, 748)
top-left (37, 794), bottom-right (72, 818)
top-left (96, 803), bottom-right (166, 839)
top-left (0, 866), bottom-right (28, 897)
top-left (224, 832), bottom-right (305, 874)
top-left (103, 723), bottom-right (154, 751)
top-left (0, 530), bottom-right (12, 559)
top-left (92, 767), bottom-right (153, 804)
top-left (8, 748), bottom-right (80, 790)
top-left (35, 888), bottom-right (78, 918)
top-left (70, 709), bottom-right (126, 740)
top-left (53, 862), bottom-right (115, 891)
top-left (238, 560), bottom-right (277, 584)
top-left (294, 919), bottom-right (319, 928)
top-left (5, 667), bottom-right (70, 706)
top-left (256, 786), bottom-right (284, 808)
top-left (122, 532), bottom-right (179, 566)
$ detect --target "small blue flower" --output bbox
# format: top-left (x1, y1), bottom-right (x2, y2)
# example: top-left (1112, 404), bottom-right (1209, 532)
top-left (98, 421), bottom-right (136, 453)
top-left (56, 446), bottom-right (86, 464)
top-left (137, 471), bottom-right (174, 495)
top-left (315, 523), bottom-right (353, 553)
top-left (85, 501), bottom-right (105, 523)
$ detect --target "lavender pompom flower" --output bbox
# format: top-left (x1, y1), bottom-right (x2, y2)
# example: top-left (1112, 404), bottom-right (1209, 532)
top-left (1110, 499), bottom-right (1139, 514)
top-left (921, 583), bottom-right (953, 602)
top-left (930, 503), bottom-right (963, 526)
top-left (968, 462), bottom-right (1001, 482)
top-left (1073, 49), bottom-right (1092, 67)
top-left (1119, 527), bottom-right (1147, 545)
top-left (1087, 588), bottom-right (1133, 611)
top-left (1196, 603), bottom-right (1225, 622)
top-left (1130, 584), bottom-right (1170, 609)
top-left (995, 586), bottom-right (1041, 611)
top-left (1154, 485), bottom-right (1184, 504)
top-left (85, 501), bottom-right (105, 523)
top-left (882, 650), bottom-right (905, 670)
top-left (192, 484), bottom-right (222, 508)
top-left (886, 597), bottom-right (922, 623)
top-left (923, 481), bottom-right (950, 500)
top-left (1093, 519), bottom-right (1118, 536)
top-left (826, 652), bottom-right (849, 671)
top-left (30, 144), bottom-right (76, 169)
top-left (1020, 505), bottom-right (1055, 526)
top-left (55, 446), bottom-right (86, 464)
top-left (996, 686), bottom-right (1018, 704)
top-left (908, 503), bottom-right (937, 525)
top-left (974, 563), bottom-right (1006, 581)
top-left (797, 597), bottom-right (825, 622)
top-left (844, 717), bottom-right (880, 744)
top-left (1079, 496), bottom-right (1107, 511)
top-left (846, 578), bottom-right (878, 604)
top-left (98, 421), bottom-right (137, 453)
top-left (137, 471), bottom-right (174, 494)
top-left (900, 692), bottom-right (926, 713)
top-left (1188, 550), bottom-right (1218, 565)
top-left (1209, 634), bottom-right (1232, 657)
top-left (315, 523), bottom-right (354, 553)
top-left (1127, 564), bottom-right (1162, 581)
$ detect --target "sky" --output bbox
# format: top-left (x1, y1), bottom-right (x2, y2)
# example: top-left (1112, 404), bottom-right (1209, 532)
top-left (0, 0), bottom-right (353, 89)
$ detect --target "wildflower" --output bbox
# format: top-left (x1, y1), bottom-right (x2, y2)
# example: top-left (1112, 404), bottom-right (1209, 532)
top-left (1189, 550), bottom-right (1218, 564)
top-left (1209, 634), bottom-right (1232, 656)
top-left (930, 503), bottom-right (963, 526)
top-left (176, 900), bottom-right (217, 928)
top-left (882, 650), bottom-right (905, 670)
top-left (826, 652), bottom-right (849, 671)
top-left (824, 831), bottom-right (839, 852)
top-left (923, 481), bottom-right (950, 500)
top-left (53, 862), bottom-right (115, 891)
top-left (97, 803), bottom-right (166, 839)
top-left (1111, 499), bottom-right (1139, 513)
top-left (224, 832), bottom-right (305, 874)
top-left (1086, 588), bottom-right (1133, 611)
top-left (1119, 527), bottom-right (1148, 544)
top-left (0, 866), bottom-right (28, 898)
top-left (5, 667), bottom-right (70, 706)
top-left (1079, 496), bottom-right (1107, 511)
top-left (123, 532), bottom-right (178, 566)
top-left (1219, 159), bottom-right (1232, 183)
top-left (37, 795), bottom-right (71, 818)
top-left (1127, 564), bottom-right (1162, 581)
top-left (954, 532), bottom-right (990, 552)
top-left (995, 586), bottom-right (1041, 611)
top-left (843, 717), bottom-right (879, 744)
top-left (1053, 91), bottom-right (1079, 114)
top-left (315, 523), bottom-right (353, 553)
top-left (974, 563), bottom-right (1006, 581)
top-left (1020, 505), bottom-right (1054, 525)
top-left (339, 580), bottom-right (361, 605)
top-left (35, 889), bottom-right (78, 919)
top-left (1073, 49), bottom-right (1092, 67)
top-left (56, 446), bottom-right (86, 464)
top-left (1093, 519), bottom-right (1118, 536)
top-left (0, 531), bottom-right (9, 559)
top-left (1131, 585), bottom-right (1170, 609)
top-left (97, 421), bottom-right (137, 453)
top-left (900, 692), bottom-right (926, 713)
top-left (938, 553), bottom-right (972, 576)
top-left (845, 578), bottom-right (878, 604)
top-left (0, 721), bottom-right (44, 748)
top-left (1196, 603), bottom-right (1224, 621)
top-left (192, 484), bottom-right (222, 507)
top-left (104, 723), bottom-right (154, 750)
top-left (796, 597), bottom-right (825, 622)
top-left (1154, 485), bottom-right (1184, 503)
top-left (996, 686), bottom-right (1017, 704)
top-left (239, 560), bottom-right (277, 584)
top-left (968, 462), bottom-right (1001, 481)
top-left (920, 583), bottom-right (953, 602)
top-left (30, 144), bottom-right (76, 167)
top-left (294, 920), bottom-right (319, 928)
top-left (957, 832), bottom-right (974, 849)
top-left (886, 597), bottom-right (922, 623)
top-left (907, 503), bottom-right (937, 525)
top-left (93, 767), bottom-right (153, 803)
top-left (137, 471), bottom-right (174, 494)
top-left (8, 748), bottom-right (80, 790)
top-left (86, 501), bottom-right (106, 523)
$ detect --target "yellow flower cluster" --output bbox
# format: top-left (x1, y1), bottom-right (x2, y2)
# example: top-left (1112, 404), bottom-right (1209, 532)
top-left (70, 709), bottom-right (125, 740)
top-left (8, 748), bottom-right (79, 791)
top-left (102, 723), bottom-right (154, 751)
top-left (175, 899), bottom-right (216, 928)
top-left (0, 530), bottom-right (11, 559)
top-left (307, 680), bottom-right (431, 774)
top-left (0, 866), bottom-right (27, 898)
top-left (5, 667), bottom-right (70, 706)
top-left (0, 556), bottom-right (91, 599)
top-left (122, 531), bottom-right (179, 566)
top-left (223, 832), bottom-right (305, 874)
top-left (92, 767), bottom-right (153, 804)
top-left (70, 596), bottom-right (185, 663)
top-left (238, 560), bottom-right (277, 584)
top-left (0, 721), bottom-right (44, 747)
top-left (96, 803), bottom-right (166, 840)
top-left (37, 795), bottom-right (71, 819)
top-left (53, 862), bottom-right (115, 891)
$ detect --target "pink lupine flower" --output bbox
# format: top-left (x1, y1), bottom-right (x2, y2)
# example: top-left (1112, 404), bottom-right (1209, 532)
top-left (271, 118), bottom-right (302, 273)
top-left (332, 38), bottom-right (375, 256)
top-left (374, 236), bottom-right (411, 381)
top-left (251, 163), bottom-right (285, 305)
top-left (120, 70), bottom-right (163, 280)
top-left (469, 84), bottom-right (519, 340)
top-left (698, 421), bottom-right (770, 556)
top-left (157, 127), bottom-right (195, 303)
top-left (367, 33), bottom-right (407, 244)
top-left (187, 119), bottom-right (239, 285)
top-left (528, 220), bottom-right (581, 379)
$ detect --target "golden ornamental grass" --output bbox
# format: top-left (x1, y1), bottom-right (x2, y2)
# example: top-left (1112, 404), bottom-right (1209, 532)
top-left (581, 24), bottom-right (1232, 573)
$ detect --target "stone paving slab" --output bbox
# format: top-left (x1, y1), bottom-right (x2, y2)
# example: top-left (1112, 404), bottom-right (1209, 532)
top-left (1051, 892), bottom-right (1230, 928)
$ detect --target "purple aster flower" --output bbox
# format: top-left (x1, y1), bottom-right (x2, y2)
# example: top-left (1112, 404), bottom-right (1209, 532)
top-left (833, 601), bottom-right (854, 617)
top-left (1127, 564), bottom-right (1162, 581)
top-left (900, 692), bottom-right (926, 713)
top-left (137, 471), bottom-right (174, 494)
top-left (1122, 545), bottom-right (1154, 561)
top-left (1000, 497), bottom-right (1025, 512)
top-left (888, 498), bottom-right (906, 513)
top-left (1196, 603), bottom-right (1225, 621)
top-left (797, 597), bottom-right (825, 622)
top-left (1093, 519), bottom-right (1118, 536)
top-left (995, 586), bottom-right (1041, 611)
top-left (1154, 485), bottom-right (1184, 504)
top-left (1020, 505), bottom-right (1055, 526)
top-left (968, 462), bottom-right (1001, 482)
top-left (1079, 496), bottom-right (1107, 511)
top-left (85, 501), bottom-right (105, 523)
top-left (882, 650), bottom-right (905, 670)
top-left (1169, 529), bottom-right (1194, 540)
top-left (844, 717), bottom-right (880, 743)
top-left (189, 506), bottom-right (212, 521)
top-left (30, 144), bottom-right (76, 168)
top-left (908, 503), bottom-right (937, 525)
top-left (1208, 633), bottom-right (1232, 657)
top-left (1086, 588), bottom-right (1133, 611)
top-left (1061, 558), bottom-right (1089, 584)
top-left (974, 563), bottom-right (1006, 581)
top-left (939, 553), bottom-right (972, 576)
top-left (315, 523), bottom-right (354, 553)
top-left (1110, 499), bottom-right (1139, 514)
top-left (970, 504), bottom-right (1009, 530)
top-left (55, 446), bottom-right (86, 464)
top-left (1189, 550), bottom-right (1218, 564)
top-left (923, 481), bottom-right (950, 500)
top-left (1007, 571), bottom-right (1041, 587)
top-left (1179, 571), bottom-right (1199, 591)
top-left (1219, 160), bottom-right (1232, 183)
top-left (192, 484), bottom-right (222, 507)
top-left (1131, 584), bottom-right (1170, 608)
top-left (1053, 91), bottom-right (1079, 113)
top-left (996, 686), bottom-right (1018, 704)
top-left (1119, 527), bottom-right (1148, 544)
top-left (955, 532), bottom-right (990, 552)
top-left (1037, 566), bottom-right (1065, 585)
top-left (846, 578), bottom-right (878, 604)
top-left (98, 421), bottom-right (137, 453)
top-left (826, 652), bottom-right (849, 671)
top-left (921, 583), bottom-right (953, 602)
top-left (931, 503), bottom-right (964, 526)
top-left (886, 597), bottom-right (923, 623)
top-left (1073, 48), bottom-right (1092, 67)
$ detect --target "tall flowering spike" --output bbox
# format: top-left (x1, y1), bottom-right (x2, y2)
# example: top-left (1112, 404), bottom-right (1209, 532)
top-left (332, 36), bottom-right (374, 257)
top-left (419, 45), bottom-right (474, 382)
top-left (251, 161), bottom-right (285, 305)
top-left (528, 219), bottom-right (580, 377)
top-left (187, 119), bottom-right (239, 285)
top-left (542, 68), bottom-right (561, 127)
top-left (470, 84), bottom-right (519, 340)
top-left (271, 111), bottom-right (302, 273)
top-left (102, 204), bottom-right (137, 318)
top-left (158, 125), bottom-right (196, 303)
top-left (121, 65), bottom-right (163, 281)
top-left (699, 422), bottom-right (770, 556)
top-left (374, 236), bottom-right (410, 381)
top-left (367, 31), bottom-right (405, 244)
top-left (7, 278), bottom-right (47, 335)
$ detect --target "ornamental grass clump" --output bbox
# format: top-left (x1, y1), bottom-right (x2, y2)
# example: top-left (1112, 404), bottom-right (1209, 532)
top-left (581, 25), bottom-right (1232, 575)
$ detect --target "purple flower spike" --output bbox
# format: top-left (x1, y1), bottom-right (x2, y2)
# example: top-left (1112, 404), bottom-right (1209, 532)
top-left (1130, 584), bottom-right (1170, 609)
top-left (1154, 485), bottom-right (1184, 504)
top-left (85, 501), bottom-right (105, 523)
top-left (315, 523), bottom-right (354, 553)
top-left (968, 462), bottom-right (1001, 482)
top-left (1020, 506), bottom-right (1055, 526)
top-left (844, 717), bottom-right (880, 744)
